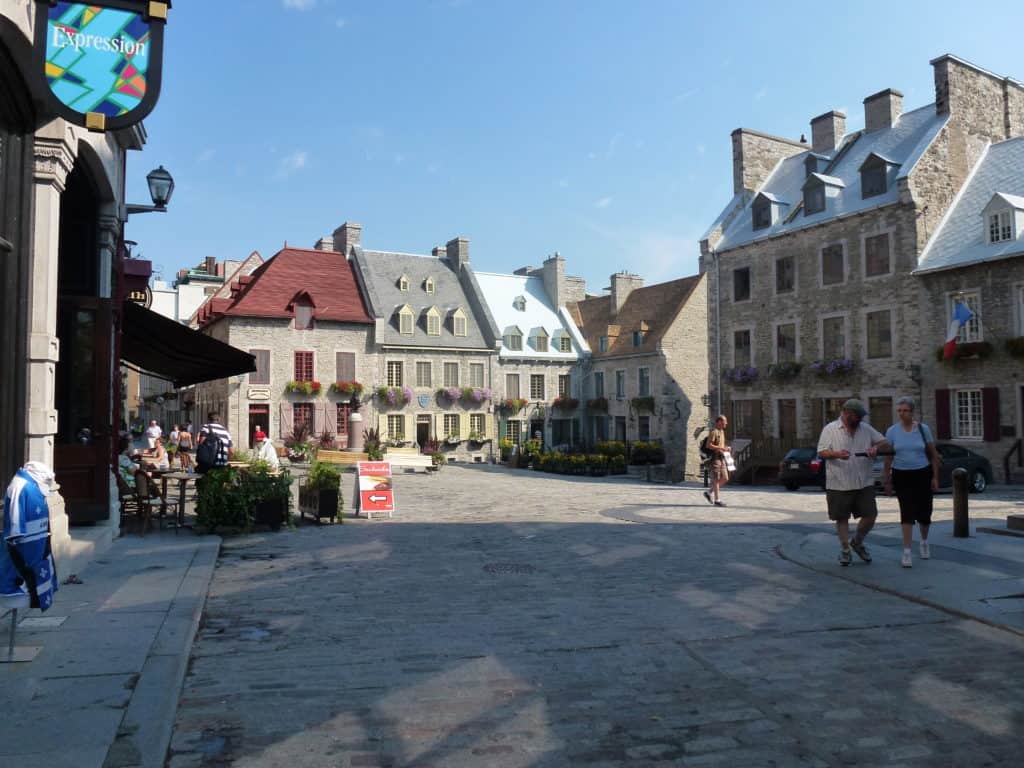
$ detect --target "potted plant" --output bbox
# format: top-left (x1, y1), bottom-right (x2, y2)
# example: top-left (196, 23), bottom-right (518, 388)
top-left (428, 451), bottom-right (447, 471)
top-left (467, 430), bottom-right (489, 445)
top-left (375, 385), bottom-right (414, 406)
top-left (245, 462), bottom-right (292, 531)
top-left (195, 467), bottom-right (248, 533)
top-left (809, 358), bottom-right (855, 377)
top-left (437, 386), bottom-right (462, 404)
top-left (460, 387), bottom-right (493, 405)
top-left (299, 460), bottom-right (341, 524)
top-left (501, 397), bottom-right (528, 415)
top-left (285, 423), bottom-right (313, 462)
top-left (362, 427), bottom-right (384, 460)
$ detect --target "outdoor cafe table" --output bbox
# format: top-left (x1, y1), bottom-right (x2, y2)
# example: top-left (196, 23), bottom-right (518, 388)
top-left (160, 471), bottom-right (197, 528)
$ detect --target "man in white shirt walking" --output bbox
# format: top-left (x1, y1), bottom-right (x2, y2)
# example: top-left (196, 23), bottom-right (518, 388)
top-left (817, 399), bottom-right (891, 567)
top-left (144, 420), bottom-right (162, 450)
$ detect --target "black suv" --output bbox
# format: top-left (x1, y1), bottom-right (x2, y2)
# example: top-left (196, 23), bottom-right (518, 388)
top-left (778, 447), bottom-right (825, 491)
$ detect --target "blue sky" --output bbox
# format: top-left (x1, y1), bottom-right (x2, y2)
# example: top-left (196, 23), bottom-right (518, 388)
top-left (127, 0), bottom-right (1024, 294)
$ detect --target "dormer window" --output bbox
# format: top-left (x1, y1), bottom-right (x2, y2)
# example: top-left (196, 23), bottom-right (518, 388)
top-left (559, 335), bottom-right (572, 352)
top-left (398, 274), bottom-right (410, 291)
top-left (513, 295), bottom-right (526, 311)
top-left (982, 193), bottom-right (1024, 244)
top-left (397, 304), bottom-right (414, 335)
top-left (294, 298), bottom-right (314, 330)
top-left (424, 277), bottom-right (435, 294)
top-left (451, 308), bottom-right (468, 337)
top-left (804, 153), bottom-right (826, 178)
top-left (804, 182), bottom-right (825, 215)
top-left (988, 210), bottom-right (1013, 243)
top-left (752, 199), bottom-right (772, 230)
top-left (425, 306), bottom-right (441, 336)
top-left (599, 336), bottom-right (609, 352)
top-left (859, 153), bottom-right (899, 199)
top-left (530, 327), bottom-right (549, 352)
top-left (504, 326), bottom-right (523, 351)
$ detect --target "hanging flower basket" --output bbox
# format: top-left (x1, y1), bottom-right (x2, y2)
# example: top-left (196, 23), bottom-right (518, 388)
top-left (329, 380), bottom-right (364, 397)
top-left (767, 362), bottom-right (802, 380)
top-left (724, 366), bottom-right (758, 385)
top-left (586, 397), bottom-right (609, 412)
top-left (500, 398), bottom-right (528, 415)
top-left (936, 341), bottom-right (994, 363)
top-left (552, 396), bottom-right (579, 411)
top-left (460, 387), bottom-right (493, 405)
top-left (375, 385), bottom-right (413, 406)
top-left (809, 358), bottom-right (854, 377)
top-left (437, 387), bottom-right (462, 403)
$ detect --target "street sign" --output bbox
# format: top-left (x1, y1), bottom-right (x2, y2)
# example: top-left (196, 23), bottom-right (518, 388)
top-left (357, 461), bottom-right (394, 519)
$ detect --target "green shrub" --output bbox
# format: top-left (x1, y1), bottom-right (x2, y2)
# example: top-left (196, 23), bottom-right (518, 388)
top-left (307, 460), bottom-right (341, 491)
top-left (630, 441), bottom-right (666, 465)
top-left (195, 467), bottom-right (248, 532)
top-left (596, 440), bottom-right (627, 458)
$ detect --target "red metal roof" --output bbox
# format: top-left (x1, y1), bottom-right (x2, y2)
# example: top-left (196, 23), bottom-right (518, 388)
top-left (199, 247), bottom-right (373, 327)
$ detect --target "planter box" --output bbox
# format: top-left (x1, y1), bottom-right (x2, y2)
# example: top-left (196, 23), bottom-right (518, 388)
top-left (252, 499), bottom-right (288, 531)
top-left (299, 485), bottom-right (340, 524)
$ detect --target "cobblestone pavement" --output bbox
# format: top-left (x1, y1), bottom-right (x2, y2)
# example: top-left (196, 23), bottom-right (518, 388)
top-left (168, 467), bottom-right (1024, 767)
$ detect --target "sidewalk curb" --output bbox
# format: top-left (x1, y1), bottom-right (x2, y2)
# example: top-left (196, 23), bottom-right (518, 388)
top-left (775, 540), bottom-right (1024, 640)
top-left (103, 537), bottom-right (221, 768)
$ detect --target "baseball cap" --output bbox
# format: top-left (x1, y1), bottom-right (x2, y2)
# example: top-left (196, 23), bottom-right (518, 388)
top-left (842, 398), bottom-right (867, 417)
top-left (254, 431), bottom-right (267, 441)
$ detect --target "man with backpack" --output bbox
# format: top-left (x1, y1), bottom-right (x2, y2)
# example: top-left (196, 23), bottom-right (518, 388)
top-left (196, 412), bottom-right (233, 473)
top-left (702, 415), bottom-right (730, 507)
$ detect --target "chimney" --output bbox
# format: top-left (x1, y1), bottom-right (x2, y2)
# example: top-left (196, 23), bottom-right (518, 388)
top-left (810, 110), bottom-right (846, 154)
top-left (542, 252), bottom-right (566, 308)
top-left (863, 88), bottom-right (903, 131)
top-left (431, 246), bottom-right (445, 259)
top-left (446, 236), bottom-right (470, 273)
top-left (730, 128), bottom-right (807, 195)
top-left (204, 256), bottom-right (216, 275)
top-left (609, 271), bottom-right (643, 316)
top-left (313, 236), bottom-right (334, 251)
top-left (332, 221), bottom-right (362, 256)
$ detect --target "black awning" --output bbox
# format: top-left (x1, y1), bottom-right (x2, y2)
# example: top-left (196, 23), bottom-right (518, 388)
top-left (121, 301), bottom-right (256, 387)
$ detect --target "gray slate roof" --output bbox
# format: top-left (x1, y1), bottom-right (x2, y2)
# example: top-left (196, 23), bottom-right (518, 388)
top-left (353, 248), bottom-right (494, 349)
top-left (706, 103), bottom-right (948, 251)
top-left (915, 136), bottom-right (1024, 274)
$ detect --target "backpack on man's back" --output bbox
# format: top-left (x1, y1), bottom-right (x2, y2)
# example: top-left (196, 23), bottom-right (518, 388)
top-left (195, 428), bottom-right (222, 470)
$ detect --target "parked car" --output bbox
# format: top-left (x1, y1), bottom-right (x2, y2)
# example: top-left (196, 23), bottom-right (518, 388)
top-left (872, 443), bottom-right (994, 493)
top-left (778, 447), bottom-right (825, 491)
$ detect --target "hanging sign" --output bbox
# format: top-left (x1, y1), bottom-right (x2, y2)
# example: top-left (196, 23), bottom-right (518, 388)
top-left (357, 461), bottom-right (394, 519)
top-left (34, 1), bottom-right (171, 132)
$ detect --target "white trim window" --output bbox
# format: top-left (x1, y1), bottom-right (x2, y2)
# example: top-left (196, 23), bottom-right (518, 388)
top-left (386, 360), bottom-right (403, 387)
top-left (426, 307), bottom-right (441, 336)
top-left (387, 414), bottom-right (405, 440)
top-left (955, 389), bottom-right (983, 439)
top-left (505, 373), bottom-right (520, 399)
top-left (530, 374), bottom-right (545, 400)
top-left (415, 361), bottom-right (432, 388)
top-left (398, 306), bottom-right (414, 335)
top-left (443, 362), bottom-right (460, 387)
top-left (469, 362), bottom-right (485, 388)
top-left (988, 210), bottom-right (1013, 244)
top-left (469, 413), bottom-right (485, 436)
top-left (504, 328), bottom-right (523, 351)
top-left (949, 291), bottom-right (982, 343)
top-left (443, 414), bottom-right (460, 438)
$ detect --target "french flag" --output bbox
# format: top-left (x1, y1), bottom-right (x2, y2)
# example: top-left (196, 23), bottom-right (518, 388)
top-left (943, 301), bottom-right (975, 360)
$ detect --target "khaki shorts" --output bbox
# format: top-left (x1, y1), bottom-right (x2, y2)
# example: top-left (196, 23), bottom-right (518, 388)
top-left (709, 458), bottom-right (728, 482)
top-left (826, 487), bottom-right (878, 522)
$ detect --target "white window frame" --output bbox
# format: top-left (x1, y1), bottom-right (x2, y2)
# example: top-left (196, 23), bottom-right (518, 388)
top-left (452, 309), bottom-right (468, 337)
top-left (398, 306), bottom-right (414, 335)
top-left (558, 374), bottom-right (570, 397)
top-left (505, 372), bottom-right (521, 399)
top-left (638, 367), bottom-right (650, 397)
top-left (386, 360), bottom-right (403, 387)
top-left (530, 373), bottom-right (545, 400)
top-left (415, 361), bottom-right (432, 388)
top-left (818, 311), bottom-right (849, 360)
top-left (946, 289), bottom-right (982, 343)
top-left (426, 308), bottom-right (441, 336)
top-left (387, 414), bottom-right (405, 440)
top-left (987, 209), bottom-right (1013, 244)
top-left (732, 324), bottom-right (755, 368)
top-left (505, 330), bottom-right (523, 351)
top-left (615, 370), bottom-right (626, 399)
top-left (954, 389), bottom-right (984, 440)
top-left (861, 229), bottom-right (895, 280)
top-left (424, 277), bottom-right (435, 294)
top-left (398, 274), bottom-right (409, 291)
top-left (862, 305), bottom-right (896, 360)
top-left (818, 240), bottom-right (847, 288)
top-left (469, 362), bottom-right (485, 388)
top-left (443, 413), bottom-right (460, 438)
top-left (443, 361), bottom-right (460, 388)
top-left (773, 319), bottom-right (800, 364)
top-left (469, 413), bottom-right (485, 436)
top-left (773, 254), bottom-right (796, 296)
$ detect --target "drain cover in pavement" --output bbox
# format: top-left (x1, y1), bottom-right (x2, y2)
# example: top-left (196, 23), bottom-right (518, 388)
top-left (483, 563), bottom-right (535, 575)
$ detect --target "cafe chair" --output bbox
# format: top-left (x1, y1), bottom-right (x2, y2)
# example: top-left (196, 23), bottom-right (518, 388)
top-left (116, 472), bottom-right (141, 528)
top-left (133, 471), bottom-right (166, 536)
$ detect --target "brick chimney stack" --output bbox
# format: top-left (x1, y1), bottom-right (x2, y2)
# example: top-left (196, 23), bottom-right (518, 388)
top-left (810, 110), bottom-right (846, 154)
top-left (542, 252), bottom-right (566, 308)
top-left (332, 221), bottom-right (362, 257)
top-left (446, 236), bottom-right (470, 273)
top-left (313, 237), bottom-right (334, 251)
top-left (610, 271), bottom-right (643, 316)
top-left (864, 88), bottom-right (903, 131)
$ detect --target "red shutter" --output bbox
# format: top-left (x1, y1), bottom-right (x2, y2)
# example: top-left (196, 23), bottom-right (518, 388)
top-left (982, 387), bottom-right (1000, 442)
top-left (935, 389), bottom-right (951, 440)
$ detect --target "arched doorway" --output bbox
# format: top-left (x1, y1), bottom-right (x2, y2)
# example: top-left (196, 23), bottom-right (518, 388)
top-left (54, 161), bottom-right (113, 522)
top-left (0, 26), bottom-right (37, 485)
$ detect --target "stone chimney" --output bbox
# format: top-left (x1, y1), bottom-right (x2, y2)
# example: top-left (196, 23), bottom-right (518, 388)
top-left (864, 88), bottom-right (903, 131)
top-left (332, 221), bottom-right (362, 256)
top-left (542, 252), bottom-right (566, 308)
top-left (730, 128), bottom-right (807, 196)
top-left (810, 110), bottom-right (846, 154)
top-left (204, 256), bottom-right (216, 275)
top-left (446, 236), bottom-right (470, 273)
top-left (313, 236), bottom-right (334, 251)
top-left (609, 272), bottom-right (643, 316)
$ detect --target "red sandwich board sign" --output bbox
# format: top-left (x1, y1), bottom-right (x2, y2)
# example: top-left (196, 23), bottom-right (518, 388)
top-left (357, 461), bottom-right (394, 519)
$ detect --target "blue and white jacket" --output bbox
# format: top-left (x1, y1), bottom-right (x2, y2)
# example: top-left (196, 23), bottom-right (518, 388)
top-left (1, 466), bottom-right (58, 611)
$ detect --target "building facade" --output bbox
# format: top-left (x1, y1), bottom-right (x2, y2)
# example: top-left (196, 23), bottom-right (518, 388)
top-left (570, 272), bottom-right (708, 480)
top-left (700, 54), bottom-right (1024, 477)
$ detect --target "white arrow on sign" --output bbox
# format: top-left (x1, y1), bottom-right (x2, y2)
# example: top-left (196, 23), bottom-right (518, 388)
top-left (368, 494), bottom-right (389, 503)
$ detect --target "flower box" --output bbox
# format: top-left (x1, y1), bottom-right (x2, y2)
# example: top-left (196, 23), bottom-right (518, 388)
top-left (630, 396), bottom-right (655, 413)
top-left (375, 385), bottom-right (414, 406)
top-left (767, 362), bottom-right (801, 380)
top-left (329, 381), bottom-right (364, 397)
top-left (552, 396), bottom-right (579, 411)
top-left (586, 397), bottom-right (609, 412)
top-left (285, 380), bottom-right (322, 395)
top-left (724, 366), bottom-right (759, 385)
top-left (809, 358), bottom-right (854, 377)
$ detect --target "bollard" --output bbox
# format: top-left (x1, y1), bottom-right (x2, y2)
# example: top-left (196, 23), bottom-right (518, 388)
top-left (952, 467), bottom-right (969, 538)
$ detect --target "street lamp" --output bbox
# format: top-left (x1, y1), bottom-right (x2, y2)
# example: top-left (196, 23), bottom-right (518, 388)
top-left (126, 165), bottom-right (175, 215)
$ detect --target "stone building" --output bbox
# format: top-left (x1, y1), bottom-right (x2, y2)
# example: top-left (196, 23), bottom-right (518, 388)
top-left (700, 54), bottom-right (1024, 477)
top-left (474, 254), bottom-right (589, 449)
top-left (914, 136), bottom-right (1024, 481)
top-left (193, 244), bottom-right (374, 451)
top-left (569, 272), bottom-right (708, 480)
top-left (346, 224), bottom-right (502, 460)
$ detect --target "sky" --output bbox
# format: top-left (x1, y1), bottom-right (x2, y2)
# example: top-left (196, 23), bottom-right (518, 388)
top-left (126, 0), bottom-right (1024, 295)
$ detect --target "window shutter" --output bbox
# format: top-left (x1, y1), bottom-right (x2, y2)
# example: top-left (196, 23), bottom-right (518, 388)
top-left (404, 414), bottom-right (411, 442)
top-left (935, 389), bottom-right (951, 440)
top-left (279, 402), bottom-right (293, 441)
top-left (336, 352), bottom-right (356, 383)
top-left (378, 414), bottom-right (388, 441)
top-left (982, 387), bottom-right (1000, 442)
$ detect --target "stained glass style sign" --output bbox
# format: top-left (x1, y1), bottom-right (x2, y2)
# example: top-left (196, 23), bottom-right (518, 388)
top-left (34, 1), bottom-right (170, 132)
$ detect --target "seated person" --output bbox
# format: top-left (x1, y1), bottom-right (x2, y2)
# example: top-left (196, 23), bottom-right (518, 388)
top-left (117, 437), bottom-right (138, 489)
top-left (141, 437), bottom-right (170, 472)
top-left (253, 431), bottom-right (280, 470)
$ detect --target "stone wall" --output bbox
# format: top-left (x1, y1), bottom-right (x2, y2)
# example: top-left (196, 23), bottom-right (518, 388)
top-left (918, 259), bottom-right (1024, 472)
top-left (731, 129), bottom-right (806, 196)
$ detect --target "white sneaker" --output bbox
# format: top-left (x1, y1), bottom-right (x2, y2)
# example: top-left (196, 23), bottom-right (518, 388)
top-left (901, 551), bottom-right (912, 568)
top-left (919, 541), bottom-right (930, 560)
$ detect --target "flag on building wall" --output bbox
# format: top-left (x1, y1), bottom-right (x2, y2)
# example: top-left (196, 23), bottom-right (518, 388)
top-left (943, 301), bottom-right (975, 360)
